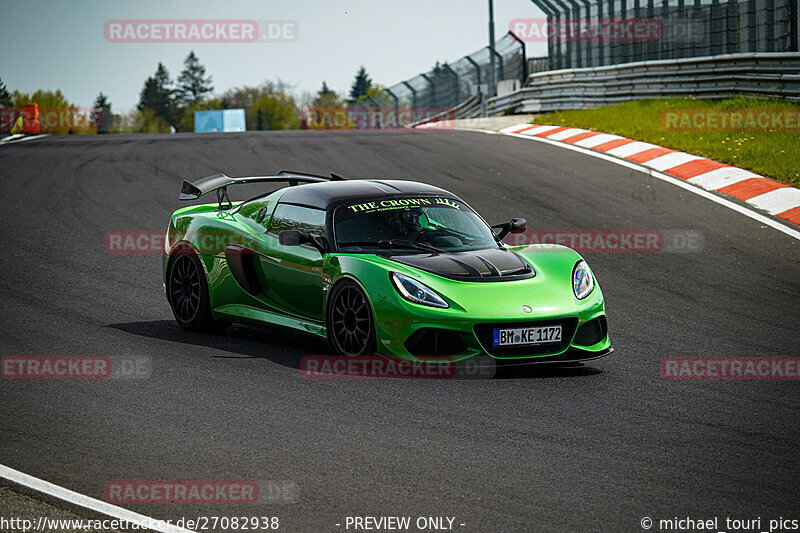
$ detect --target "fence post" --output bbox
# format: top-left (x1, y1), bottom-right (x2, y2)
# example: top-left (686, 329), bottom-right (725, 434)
top-left (535, 0), bottom-right (561, 69)
top-left (385, 88), bottom-right (400, 126)
top-left (595, 0), bottom-right (606, 65)
top-left (677, 0), bottom-right (686, 58)
top-left (507, 29), bottom-right (528, 80)
top-left (443, 64), bottom-right (461, 105)
top-left (492, 48), bottom-right (505, 81)
top-left (766, 0), bottom-right (775, 52)
top-left (619, 0), bottom-right (629, 64)
top-left (402, 82), bottom-right (418, 120)
top-left (465, 56), bottom-right (485, 116)
top-left (633, 0), bottom-right (642, 62)
top-left (421, 73), bottom-right (436, 109)
top-left (489, 0), bottom-right (497, 97)
top-left (725, 0), bottom-right (738, 54)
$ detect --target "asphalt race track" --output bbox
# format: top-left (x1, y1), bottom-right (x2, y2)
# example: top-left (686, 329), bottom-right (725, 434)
top-left (1, 130), bottom-right (799, 532)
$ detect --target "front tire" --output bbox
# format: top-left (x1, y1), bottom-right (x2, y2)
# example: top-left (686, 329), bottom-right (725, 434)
top-left (167, 248), bottom-right (227, 332)
top-left (326, 280), bottom-right (376, 356)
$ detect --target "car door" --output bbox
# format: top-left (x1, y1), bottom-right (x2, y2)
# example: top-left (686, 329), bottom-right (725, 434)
top-left (259, 203), bottom-right (326, 320)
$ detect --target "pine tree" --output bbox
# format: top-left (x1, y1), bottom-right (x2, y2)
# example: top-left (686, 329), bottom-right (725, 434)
top-left (92, 92), bottom-right (112, 133)
top-left (349, 66), bottom-right (372, 102)
top-left (0, 78), bottom-right (12, 107)
top-left (312, 81), bottom-right (343, 108)
top-left (177, 51), bottom-right (213, 105)
top-left (137, 63), bottom-right (176, 126)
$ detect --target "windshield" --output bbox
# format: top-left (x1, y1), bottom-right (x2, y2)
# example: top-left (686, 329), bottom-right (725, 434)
top-left (334, 196), bottom-right (498, 254)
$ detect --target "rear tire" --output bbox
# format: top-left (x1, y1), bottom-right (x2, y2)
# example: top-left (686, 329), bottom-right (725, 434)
top-left (326, 280), bottom-right (376, 356)
top-left (167, 248), bottom-right (227, 332)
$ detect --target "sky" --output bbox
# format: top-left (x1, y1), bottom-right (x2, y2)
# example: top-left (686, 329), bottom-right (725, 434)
top-left (0, 0), bottom-right (546, 112)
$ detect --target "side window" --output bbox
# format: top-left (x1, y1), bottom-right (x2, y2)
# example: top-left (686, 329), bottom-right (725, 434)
top-left (269, 204), bottom-right (326, 236)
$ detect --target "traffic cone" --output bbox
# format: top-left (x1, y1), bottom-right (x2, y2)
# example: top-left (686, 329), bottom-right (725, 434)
top-left (22, 103), bottom-right (40, 135)
top-left (10, 116), bottom-right (23, 134)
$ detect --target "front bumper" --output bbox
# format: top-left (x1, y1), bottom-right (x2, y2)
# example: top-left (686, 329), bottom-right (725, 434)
top-left (335, 249), bottom-right (612, 363)
top-left (375, 299), bottom-right (611, 363)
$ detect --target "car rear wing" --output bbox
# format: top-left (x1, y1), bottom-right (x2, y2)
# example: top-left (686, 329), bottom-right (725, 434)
top-left (179, 170), bottom-right (345, 210)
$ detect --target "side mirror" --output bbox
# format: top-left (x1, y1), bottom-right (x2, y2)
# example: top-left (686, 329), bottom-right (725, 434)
top-left (279, 230), bottom-right (328, 253)
top-left (279, 230), bottom-right (309, 246)
top-left (491, 218), bottom-right (527, 241)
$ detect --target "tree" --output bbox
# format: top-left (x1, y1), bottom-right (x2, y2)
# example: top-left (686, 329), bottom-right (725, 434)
top-left (92, 92), bottom-right (112, 133)
top-left (132, 108), bottom-right (172, 133)
top-left (349, 66), bottom-right (372, 102)
top-left (219, 81), bottom-right (299, 131)
top-left (312, 81), bottom-right (344, 109)
top-left (11, 89), bottom-right (74, 110)
top-left (177, 51), bottom-right (213, 105)
top-left (0, 78), bottom-right (12, 107)
top-left (252, 93), bottom-right (299, 130)
top-left (137, 62), bottom-right (176, 126)
top-left (9, 89), bottom-right (79, 134)
top-left (363, 84), bottom-right (394, 107)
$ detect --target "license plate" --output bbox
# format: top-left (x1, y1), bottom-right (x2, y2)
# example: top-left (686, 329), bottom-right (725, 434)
top-left (493, 325), bottom-right (562, 346)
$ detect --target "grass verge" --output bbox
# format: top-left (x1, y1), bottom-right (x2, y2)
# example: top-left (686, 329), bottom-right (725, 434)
top-left (534, 96), bottom-right (800, 188)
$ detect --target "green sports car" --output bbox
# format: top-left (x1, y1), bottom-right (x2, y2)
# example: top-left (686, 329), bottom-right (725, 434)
top-left (163, 171), bottom-right (611, 363)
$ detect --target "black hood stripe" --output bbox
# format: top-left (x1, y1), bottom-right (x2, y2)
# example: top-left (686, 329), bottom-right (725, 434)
top-left (389, 248), bottom-right (534, 282)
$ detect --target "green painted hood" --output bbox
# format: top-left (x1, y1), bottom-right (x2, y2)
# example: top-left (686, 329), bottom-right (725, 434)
top-left (333, 244), bottom-right (603, 321)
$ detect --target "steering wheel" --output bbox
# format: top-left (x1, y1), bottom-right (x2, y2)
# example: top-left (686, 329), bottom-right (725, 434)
top-left (417, 226), bottom-right (466, 244)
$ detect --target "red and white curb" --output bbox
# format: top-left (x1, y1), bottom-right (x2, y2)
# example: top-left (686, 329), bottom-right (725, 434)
top-left (498, 123), bottom-right (800, 229)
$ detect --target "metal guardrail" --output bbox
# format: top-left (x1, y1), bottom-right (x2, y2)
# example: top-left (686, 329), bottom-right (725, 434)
top-left (527, 57), bottom-right (550, 74)
top-left (531, 0), bottom-right (799, 71)
top-left (407, 94), bottom-right (484, 128)
top-left (366, 32), bottom-right (524, 114)
top-left (488, 52), bottom-right (800, 115)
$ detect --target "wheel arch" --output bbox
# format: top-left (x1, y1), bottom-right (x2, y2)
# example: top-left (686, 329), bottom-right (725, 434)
top-left (326, 274), bottom-right (376, 318)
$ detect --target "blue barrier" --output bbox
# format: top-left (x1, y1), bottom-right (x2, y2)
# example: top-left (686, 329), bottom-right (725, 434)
top-left (194, 109), bottom-right (246, 133)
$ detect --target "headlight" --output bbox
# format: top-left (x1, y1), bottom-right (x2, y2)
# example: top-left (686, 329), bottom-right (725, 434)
top-left (572, 260), bottom-right (594, 300)
top-left (390, 272), bottom-right (449, 308)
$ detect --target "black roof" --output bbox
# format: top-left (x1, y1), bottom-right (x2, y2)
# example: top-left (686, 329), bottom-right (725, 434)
top-left (277, 179), bottom-right (454, 209)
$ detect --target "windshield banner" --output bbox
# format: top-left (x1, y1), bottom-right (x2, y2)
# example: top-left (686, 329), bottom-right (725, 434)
top-left (345, 197), bottom-right (462, 215)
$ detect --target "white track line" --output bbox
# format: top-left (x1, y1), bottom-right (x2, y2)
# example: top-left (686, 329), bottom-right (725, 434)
top-left (0, 464), bottom-right (196, 533)
top-left (1, 134), bottom-right (24, 142)
top-left (500, 130), bottom-right (800, 242)
top-left (0, 134), bottom-right (49, 145)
